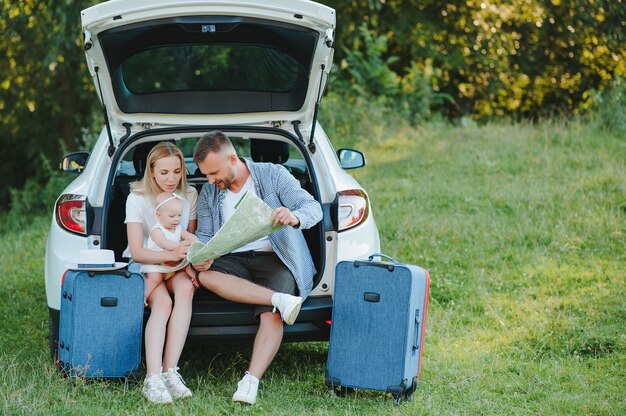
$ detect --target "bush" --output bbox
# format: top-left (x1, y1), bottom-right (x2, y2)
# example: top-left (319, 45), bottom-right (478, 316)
top-left (586, 79), bottom-right (626, 136)
top-left (1, 155), bottom-right (73, 233)
top-left (331, 24), bottom-right (451, 127)
top-left (322, 0), bottom-right (626, 120)
top-left (0, 1), bottom-right (99, 205)
top-left (319, 91), bottom-right (406, 148)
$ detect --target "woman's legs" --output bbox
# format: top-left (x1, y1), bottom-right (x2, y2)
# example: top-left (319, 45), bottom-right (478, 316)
top-left (162, 271), bottom-right (195, 370)
top-left (144, 283), bottom-right (172, 377)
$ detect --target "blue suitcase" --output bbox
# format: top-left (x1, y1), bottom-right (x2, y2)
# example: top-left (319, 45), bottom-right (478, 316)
top-left (58, 269), bottom-right (144, 378)
top-left (326, 254), bottom-right (430, 404)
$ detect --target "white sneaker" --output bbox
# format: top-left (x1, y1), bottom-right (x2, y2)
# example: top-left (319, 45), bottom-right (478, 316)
top-left (162, 367), bottom-right (192, 399)
top-left (142, 373), bottom-right (173, 404)
top-left (232, 372), bottom-right (259, 405)
top-left (271, 293), bottom-right (303, 325)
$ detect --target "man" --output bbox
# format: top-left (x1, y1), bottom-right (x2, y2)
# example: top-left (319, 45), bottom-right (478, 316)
top-left (191, 131), bottom-right (322, 405)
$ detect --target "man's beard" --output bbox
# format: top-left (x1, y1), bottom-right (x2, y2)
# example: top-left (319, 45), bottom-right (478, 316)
top-left (215, 169), bottom-right (235, 190)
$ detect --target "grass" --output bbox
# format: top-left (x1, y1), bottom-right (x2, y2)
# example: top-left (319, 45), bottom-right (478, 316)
top-left (0, 119), bottom-right (624, 415)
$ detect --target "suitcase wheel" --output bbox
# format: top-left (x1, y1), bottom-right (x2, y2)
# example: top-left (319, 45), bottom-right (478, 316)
top-left (406, 376), bottom-right (418, 402)
top-left (327, 384), bottom-right (355, 397)
top-left (334, 386), bottom-right (355, 397)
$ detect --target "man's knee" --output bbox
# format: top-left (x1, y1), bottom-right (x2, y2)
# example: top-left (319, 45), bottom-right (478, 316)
top-left (198, 270), bottom-right (217, 290)
top-left (259, 310), bottom-right (283, 328)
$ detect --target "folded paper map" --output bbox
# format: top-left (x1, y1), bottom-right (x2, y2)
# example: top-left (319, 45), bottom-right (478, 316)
top-left (187, 191), bottom-right (284, 264)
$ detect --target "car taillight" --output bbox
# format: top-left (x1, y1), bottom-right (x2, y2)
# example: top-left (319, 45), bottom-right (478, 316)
top-left (56, 194), bottom-right (87, 235)
top-left (337, 189), bottom-right (369, 232)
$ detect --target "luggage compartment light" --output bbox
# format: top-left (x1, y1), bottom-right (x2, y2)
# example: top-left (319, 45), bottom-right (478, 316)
top-left (337, 189), bottom-right (369, 232)
top-left (56, 194), bottom-right (87, 235)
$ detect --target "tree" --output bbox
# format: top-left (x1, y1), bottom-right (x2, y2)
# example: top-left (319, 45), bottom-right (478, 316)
top-left (0, 0), bottom-right (98, 204)
top-left (321, 0), bottom-right (626, 119)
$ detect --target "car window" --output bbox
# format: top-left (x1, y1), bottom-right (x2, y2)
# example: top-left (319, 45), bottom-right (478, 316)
top-left (123, 45), bottom-right (301, 94)
top-left (115, 136), bottom-right (303, 178)
top-left (117, 159), bottom-right (136, 176)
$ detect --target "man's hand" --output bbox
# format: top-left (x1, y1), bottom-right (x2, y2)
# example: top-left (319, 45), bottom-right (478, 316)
top-left (192, 258), bottom-right (214, 272)
top-left (271, 207), bottom-right (299, 227)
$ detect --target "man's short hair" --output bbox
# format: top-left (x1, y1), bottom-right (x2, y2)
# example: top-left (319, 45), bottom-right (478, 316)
top-left (193, 131), bottom-right (235, 164)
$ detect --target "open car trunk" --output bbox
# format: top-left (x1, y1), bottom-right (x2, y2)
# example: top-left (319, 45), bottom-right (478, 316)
top-left (102, 129), bottom-right (329, 342)
top-left (81, 0), bottom-right (335, 134)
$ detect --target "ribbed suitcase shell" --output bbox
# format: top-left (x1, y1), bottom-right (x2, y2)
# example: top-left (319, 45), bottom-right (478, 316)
top-left (326, 254), bottom-right (430, 404)
top-left (58, 269), bottom-right (144, 378)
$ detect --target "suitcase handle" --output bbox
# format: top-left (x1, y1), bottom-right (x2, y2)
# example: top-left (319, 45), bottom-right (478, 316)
top-left (87, 270), bottom-right (131, 278)
top-left (413, 309), bottom-right (420, 354)
top-left (367, 253), bottom-right (400, 264)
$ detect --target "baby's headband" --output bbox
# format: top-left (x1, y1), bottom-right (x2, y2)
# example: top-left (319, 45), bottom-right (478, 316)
top-left (155, 193), bottom-right (182, 212)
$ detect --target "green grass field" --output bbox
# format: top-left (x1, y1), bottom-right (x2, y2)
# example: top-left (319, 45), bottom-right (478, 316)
top-left (0, 120), bottom-right (624, 415)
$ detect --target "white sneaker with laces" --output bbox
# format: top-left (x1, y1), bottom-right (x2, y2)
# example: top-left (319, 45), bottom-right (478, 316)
top-left (271, 293), bottom-right (303, 325)
top-left (142, 373), bottom-right (173, 404)
top-left (162, 367), bottom-right (192, 399)
top-left (232, 372), bottom-right (259, 404)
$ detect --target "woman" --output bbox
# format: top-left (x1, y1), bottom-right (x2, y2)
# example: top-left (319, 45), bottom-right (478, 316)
top-left (124, 141), bottom-right (198, 404)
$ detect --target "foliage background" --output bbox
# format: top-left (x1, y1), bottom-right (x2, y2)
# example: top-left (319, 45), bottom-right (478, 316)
top-left (325, 0), bottom-right (625, 119)
top-left (0, 0), bottom-right (624, 208)
top-left (0, 1), bottom-right (99, 205)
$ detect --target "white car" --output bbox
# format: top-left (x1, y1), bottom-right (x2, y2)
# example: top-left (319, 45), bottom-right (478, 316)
top-left (45, 0), bottom-right (380, 358)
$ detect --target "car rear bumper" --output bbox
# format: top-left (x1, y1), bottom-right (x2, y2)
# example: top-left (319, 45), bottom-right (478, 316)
top-left (187, 295), bottom-right (333, 344)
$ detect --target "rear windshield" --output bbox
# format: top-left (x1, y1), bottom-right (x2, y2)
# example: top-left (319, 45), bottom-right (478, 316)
top-left (99, 17), bottom-right (318, 114)
top-left (123, 44), bottom-right (301, 94)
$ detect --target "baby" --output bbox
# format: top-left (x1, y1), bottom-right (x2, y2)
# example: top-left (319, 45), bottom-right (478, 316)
top-left (141, 192), bottom-right (197, 305)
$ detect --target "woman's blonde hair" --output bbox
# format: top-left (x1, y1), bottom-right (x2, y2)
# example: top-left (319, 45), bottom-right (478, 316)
top-left (130, 142), bottom-right (188, 197)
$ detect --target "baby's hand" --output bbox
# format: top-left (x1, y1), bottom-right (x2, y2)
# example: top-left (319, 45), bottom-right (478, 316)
top-left (184, 233), bottom-right (198, 243)
top-left (172, 241), bottom-right (191, 260)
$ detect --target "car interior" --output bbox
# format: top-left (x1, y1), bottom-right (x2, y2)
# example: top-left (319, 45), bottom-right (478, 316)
top-left (104, 135), bottom-right (323, 299)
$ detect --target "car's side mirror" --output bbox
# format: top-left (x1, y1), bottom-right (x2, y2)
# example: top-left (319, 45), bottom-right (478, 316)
top-left (337, 148), bottom-right (366, 170)
top-left (60, 152), bottom-right (89, 173)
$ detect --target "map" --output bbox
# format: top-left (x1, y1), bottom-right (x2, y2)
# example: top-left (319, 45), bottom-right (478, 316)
top-left (186, 191), bottom-right (285, 264)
